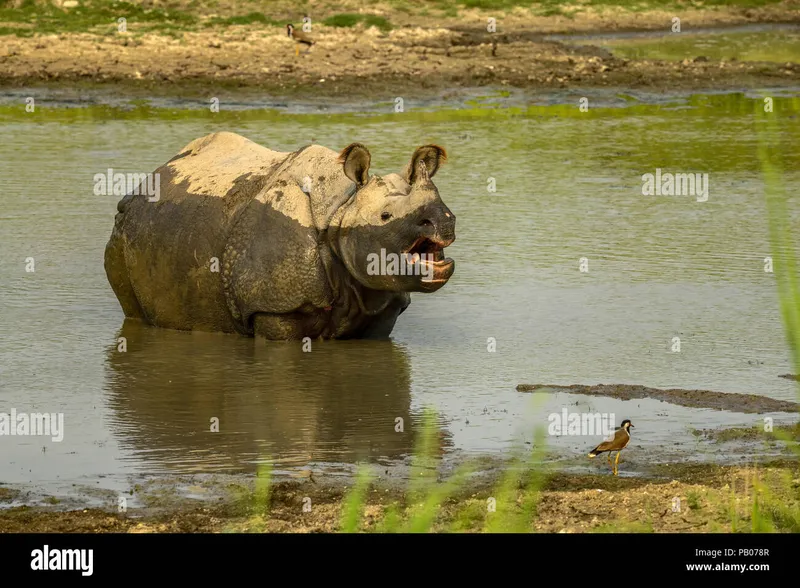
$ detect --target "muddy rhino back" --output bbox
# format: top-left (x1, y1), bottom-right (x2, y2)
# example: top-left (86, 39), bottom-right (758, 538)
top-left (105, 132), bottom-right (289, 332)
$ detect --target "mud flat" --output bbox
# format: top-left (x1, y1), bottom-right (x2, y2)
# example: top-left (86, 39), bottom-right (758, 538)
top-left (693, 422), bottom-right (800, 442)
top-left (517, 383), bottom-right (800, 413)
top-left (0, 1), bottom-right (798, 100)
top-left (1, 460), bottom-right (798, 533)
top-left (1, 26), bottom-right (795, 100)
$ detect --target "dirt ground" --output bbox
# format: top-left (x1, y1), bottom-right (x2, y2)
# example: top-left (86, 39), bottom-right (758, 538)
top-left (1, 461), bottom-right (798, 533)
top-left (1, 1), bottom-right (798, 100)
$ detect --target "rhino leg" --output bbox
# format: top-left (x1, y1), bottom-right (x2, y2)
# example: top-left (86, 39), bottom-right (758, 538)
top-left (252, 312), bottom-right (327, 340)
top-left (252, 303), bottom-right (403, 341)
top-left (347, 294), bottom-right (410, 339)
top-left (104, 214), bottom-right (144, 319)
top-left (224, 183), bottom-right (333, 335)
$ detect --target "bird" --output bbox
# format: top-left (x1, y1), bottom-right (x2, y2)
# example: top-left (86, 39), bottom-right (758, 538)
top-left (588, 419), bottom-right (633, 476)
top-left (287, 24), bottom-right (314, 56)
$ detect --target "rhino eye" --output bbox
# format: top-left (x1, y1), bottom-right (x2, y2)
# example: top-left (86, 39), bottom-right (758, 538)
top-left (381, 212), bottom-right (392, 221)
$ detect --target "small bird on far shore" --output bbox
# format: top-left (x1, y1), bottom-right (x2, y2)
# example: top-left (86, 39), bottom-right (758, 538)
top-left (588, 419), bottom-right (633, 476)
top-left (287, 24), bottom-right (314, 56)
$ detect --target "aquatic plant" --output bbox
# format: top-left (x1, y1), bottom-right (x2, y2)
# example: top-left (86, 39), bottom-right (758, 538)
top-left (336, 404), bottom-right (548, 533)
top-left (223, 461), bottom-right (273, 533)
top-left (748, 93), bottom-right (800, 532)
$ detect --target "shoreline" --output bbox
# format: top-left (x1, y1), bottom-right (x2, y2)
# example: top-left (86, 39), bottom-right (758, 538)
top-left (2, 459), bottom-right (798, 533)
top-left (1, 4), bottom-right (798, 101)
top-left (2, 422), bottom-right (798, 533)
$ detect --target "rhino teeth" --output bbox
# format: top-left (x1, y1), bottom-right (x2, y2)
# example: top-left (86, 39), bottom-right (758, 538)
top-left (407, 237), bottom-right (445, 261)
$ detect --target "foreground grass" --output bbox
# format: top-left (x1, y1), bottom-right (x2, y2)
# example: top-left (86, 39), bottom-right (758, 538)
top-left (193, 410), bottom-right (799, 534)
top-left (754, 91), bottom-right (800, 533)
top-left (3, 460), bottom-right (799, 533)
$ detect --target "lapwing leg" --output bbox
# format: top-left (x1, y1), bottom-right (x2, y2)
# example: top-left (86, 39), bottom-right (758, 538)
top-left (295, 45), bottom-right (299, 57)
top-left (614, 451), bottom-right (621, 475)
top-left (606, 452), bottom-right (613, 467)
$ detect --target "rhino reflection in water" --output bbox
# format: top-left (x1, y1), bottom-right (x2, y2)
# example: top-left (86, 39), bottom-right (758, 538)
top-left (105, 321), bottom-right (453, 470)
top-left (104, 132), bottom-right (457, 340)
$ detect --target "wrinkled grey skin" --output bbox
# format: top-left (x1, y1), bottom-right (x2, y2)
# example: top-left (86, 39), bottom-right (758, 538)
top-left (104, 132), bottom-right (456, 340)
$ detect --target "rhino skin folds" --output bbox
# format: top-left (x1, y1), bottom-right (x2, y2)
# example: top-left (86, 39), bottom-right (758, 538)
top-left (104, 132), bottom-right (457, 340)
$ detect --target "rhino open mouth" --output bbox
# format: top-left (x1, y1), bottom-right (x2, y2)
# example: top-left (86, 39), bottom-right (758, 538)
top-left (407, 236), bottom-right (443, 260)
top-left (405, 236), bottom-right (455, 286)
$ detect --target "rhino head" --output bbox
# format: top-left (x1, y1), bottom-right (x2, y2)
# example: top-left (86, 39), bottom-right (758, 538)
top-left (331, 143), bottom-right (456, 293)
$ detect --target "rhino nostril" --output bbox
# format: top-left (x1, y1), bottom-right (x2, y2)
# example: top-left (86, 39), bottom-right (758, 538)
top-left (381, 212), bottom-right (392, 221)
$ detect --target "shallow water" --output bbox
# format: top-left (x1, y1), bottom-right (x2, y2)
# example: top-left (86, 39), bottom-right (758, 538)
top-left (1, 87), bottom-right (799, 501)
top-left (550, 24), bottom-right (800, 63)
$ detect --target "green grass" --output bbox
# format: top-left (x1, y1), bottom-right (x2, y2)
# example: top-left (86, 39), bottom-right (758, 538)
top-left (223, 461), bottom-right (273, 532)
top-left (0, 0), bottom-right (196, 34)
top-left (752, 92), bottom-right (800, 533)
top-left (0, 0), bottom-right (790, 37)
top-left (339, 465), bottom-right (375, 533)
top-left (456, 0), bottom-right (535, 8)
top-left (686, 490), bottom-right (701, 510)
top-left (334, 401), bottom-right (550, 533)
top-left (322, 13), bottom-right (393, 32)
top-left (759, 104), bottom-right (800, 376)
top-left (342, 407), bottom-right (485, 533)
top-left (204, 13), bottom-right (280, 28)
top-left (592, 29), bottom-right (800, 64)
top-left (416, 0), bottom-right (787, 13)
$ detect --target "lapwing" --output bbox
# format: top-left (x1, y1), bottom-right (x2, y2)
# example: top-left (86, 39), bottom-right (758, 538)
top-left (287, 24), bottom-right (314, 56)
top-left (588, 419), bottom-right (633, 476)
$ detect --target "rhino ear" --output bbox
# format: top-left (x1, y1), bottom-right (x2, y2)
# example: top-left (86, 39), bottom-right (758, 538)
top-left (405, 145), bottom-right (447, 184)
top-left (338, 143), bottom-right (371, 187)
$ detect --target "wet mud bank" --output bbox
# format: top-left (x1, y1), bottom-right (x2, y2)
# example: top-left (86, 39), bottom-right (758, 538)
top-left (1, 8), bottom-right (798, 100)
top-left (517, 383), bottom-right (800, 413)
top-left (1, 29), bottom-right (795, 100)
top-left (2, 460), bottom-right (798, 533)
top-left (694, 422), bottom-right (800, 443)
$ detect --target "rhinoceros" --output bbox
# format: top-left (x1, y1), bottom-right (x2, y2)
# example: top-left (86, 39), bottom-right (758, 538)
top-left (104, 132), bottom-right (456, 340)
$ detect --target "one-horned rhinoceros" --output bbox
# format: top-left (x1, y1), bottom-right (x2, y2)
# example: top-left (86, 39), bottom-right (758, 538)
top-left (104, 131), bottom-right (456, 340)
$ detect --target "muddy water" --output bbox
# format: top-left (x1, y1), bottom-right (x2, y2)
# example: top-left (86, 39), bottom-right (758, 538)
top-left (1, 88), bottom-right (799, 502)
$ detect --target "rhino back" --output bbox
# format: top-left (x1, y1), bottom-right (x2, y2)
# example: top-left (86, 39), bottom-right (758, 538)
top-left (117, 132), bottom-right (290, 332)
top-left (255, 145), bottom-right (356, 230)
